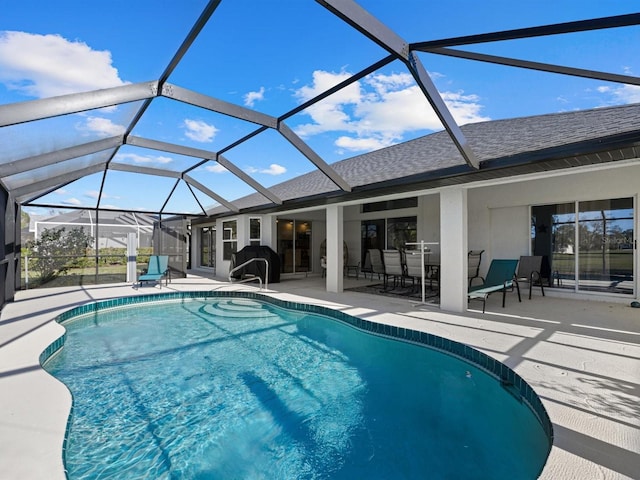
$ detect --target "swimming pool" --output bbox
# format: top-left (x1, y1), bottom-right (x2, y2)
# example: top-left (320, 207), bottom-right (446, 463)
top-left (42, 292), bottom-right (552, 479)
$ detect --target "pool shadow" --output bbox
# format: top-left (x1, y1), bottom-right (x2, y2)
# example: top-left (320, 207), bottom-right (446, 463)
top-left (239, 370), bottom-right (315, 450)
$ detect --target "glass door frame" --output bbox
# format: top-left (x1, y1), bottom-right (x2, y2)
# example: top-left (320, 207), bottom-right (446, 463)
top-left (530, 196), bottom-right (635, 297)
top-left (276, 218), bottom-right (312, 274)
top-left (199, 226), bottom-right (216, 270)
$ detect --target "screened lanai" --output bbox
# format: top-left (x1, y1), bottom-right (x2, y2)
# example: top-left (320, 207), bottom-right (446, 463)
top-left (1, 0), bottom-right (640, 307)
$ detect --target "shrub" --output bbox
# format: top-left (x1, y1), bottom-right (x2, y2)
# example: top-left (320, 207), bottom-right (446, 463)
top-left (24, 227), bottom-right (93, 283)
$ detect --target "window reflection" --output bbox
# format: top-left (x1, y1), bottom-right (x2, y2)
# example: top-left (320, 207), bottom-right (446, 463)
top-left (578, 198), bottom-right (633, 294)
top-left (276, 219), bottom-right (311, 274)
top-left (531, 197), bottom-right (633, 295)
top-left (222, 220), bottom-right (237, 261)
top-left (199, 226), bottom-right (215, 268)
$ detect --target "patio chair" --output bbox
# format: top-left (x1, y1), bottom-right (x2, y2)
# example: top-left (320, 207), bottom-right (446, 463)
top-left (382, 249), bottom-right (405, 290)
top-left (344, 261), bottom-right (360, 279)
top-left (468, 250), bottom-right (484, 288)
top-left (514, 256), bottom-right (545, 299)
top-left (138, 255), bottom-right (170, 288)
top-left (363, 249), bottom-right (384, 280)
top-left (404, 251), bottom-right (424, 292)
top-left (468, 259), bottom-right (520, 313)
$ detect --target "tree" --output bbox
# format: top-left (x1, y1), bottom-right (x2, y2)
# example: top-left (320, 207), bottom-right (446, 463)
top-left (21, 210), bottom-right (30, 229)
top-left (25, 227), bottom-right (93, 283)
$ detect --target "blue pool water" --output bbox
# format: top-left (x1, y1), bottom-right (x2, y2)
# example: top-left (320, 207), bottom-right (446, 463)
top-left (45, 297), bottom-right (550, 479)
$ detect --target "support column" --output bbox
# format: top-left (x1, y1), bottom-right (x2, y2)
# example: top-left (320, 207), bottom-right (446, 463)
top-left (4, 195), bottom-right (16, 303)
top-left (326, 205), bottom-right (344, 293)
top-left (439, 187), bottom-right (468, 312)
top-left (126, 232), bottom-right (137, 283)
top-left (263, 215), bottom-right (277, 250)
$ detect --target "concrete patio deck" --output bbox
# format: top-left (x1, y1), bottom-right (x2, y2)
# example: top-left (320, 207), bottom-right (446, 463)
top-left (1, 273), bottom-right (638, 479)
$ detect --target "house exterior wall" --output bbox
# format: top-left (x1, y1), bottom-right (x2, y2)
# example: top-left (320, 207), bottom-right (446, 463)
top-left (343, 205), bottom-right (361, 267)
top-left (313, 219), bottom-right (326, 274)
top-left (190, 161), bottom-right (639, 303)
top-left (418, 194), bottom-right (440, 258)
top-left (468, 163), bottom-right (640, 285)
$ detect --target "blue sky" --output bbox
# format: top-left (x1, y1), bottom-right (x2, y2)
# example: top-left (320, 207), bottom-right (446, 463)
top-left (1, 0), bottom-right (639, 216)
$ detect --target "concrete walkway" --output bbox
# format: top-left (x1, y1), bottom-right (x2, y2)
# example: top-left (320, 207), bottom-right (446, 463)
top-left (1, 274), bottom-right (638, 479)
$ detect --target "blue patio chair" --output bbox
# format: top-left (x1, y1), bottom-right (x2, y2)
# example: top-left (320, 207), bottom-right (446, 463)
top-left (138, 255), bottom-right (170, 288)
top-left (468, 259), bottom-right (520, 313)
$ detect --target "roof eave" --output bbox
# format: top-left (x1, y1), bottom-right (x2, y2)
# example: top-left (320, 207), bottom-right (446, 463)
top-left (201, 129), bottom-right (640, 219)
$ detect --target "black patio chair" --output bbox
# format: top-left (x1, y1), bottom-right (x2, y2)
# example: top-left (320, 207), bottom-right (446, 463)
top-left (468, 250), bottom-right (484, 288)
top-left (514, 256), bottom-right (545, 299)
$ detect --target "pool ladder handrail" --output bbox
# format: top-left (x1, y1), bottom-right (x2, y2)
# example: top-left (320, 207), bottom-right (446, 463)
top-left (228, 257), bottom-right (269, 290)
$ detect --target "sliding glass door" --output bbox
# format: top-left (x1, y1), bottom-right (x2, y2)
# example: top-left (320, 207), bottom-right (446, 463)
top-left (577, 198), bottom-right (634, 294)
top-left (277, 219), bottom-right (312, 274)
top-left (199, 226), bottom-right (215, 269)
top-left (361, 220), bottom-right (385, 265)
top-left (531, 197), bottom-right (634, 295)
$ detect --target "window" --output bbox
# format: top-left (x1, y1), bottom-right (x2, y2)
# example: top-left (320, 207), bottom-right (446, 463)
top-left (222, 220), bottom-right (237, 261)
top-left (386, 216), bottom-right (417, 250)
top-left (249, 218), bottom-right (261, 246)
top-left (360, 217), bottom-right (417, 264)
top-left (361, 197), bottom-right (417, 213)
top-left (361, 219), bottom-right (385, 265)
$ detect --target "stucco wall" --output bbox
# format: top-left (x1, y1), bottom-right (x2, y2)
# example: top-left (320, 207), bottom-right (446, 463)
top-left (194, 162), bottom-right (639, 283)
top-left (468, 163), bottom-right (640, 278)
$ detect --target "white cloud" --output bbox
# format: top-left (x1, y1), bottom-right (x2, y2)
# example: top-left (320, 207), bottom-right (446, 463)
top-left (244, 86), bottom-right (265, 107)
top-left (183, 119), bottom-right (218, 143)
top-left (0, 31), bottom-right (126, 98)
top-left (440, 91), bottom-right (489, 126)
top-left (114, 152), bottom-right (172, 165)
top-left (205, 163), bottom-right (227, 173)
top-left (245, 163), bottom-right (287, 175)
top-left (62, 197), bottom-right (82, 206)
top-left (79, 116), bottom-right (126, 137)
top-left (85, 190), bottom-right (119, 200)
top-left (295, 70), bottom-right (358, 103)
top-left (263, 164), bottom-right (286, 175)
top-left (335, 136), bottom-right (392, 152)
top-left (602, 84), bottom-right (640, 104)
top-left (53, 188), bottom-right (67, 195)
top-left (293, 70), bottom-right (489, 153)
top-left (596, 66), bottom-right (640, 104)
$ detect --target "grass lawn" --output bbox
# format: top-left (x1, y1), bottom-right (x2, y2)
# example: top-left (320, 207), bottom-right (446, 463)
top-left (22, 265), bottom-right (132, 288)
top-left (552, 251), bottom-right (632, 277)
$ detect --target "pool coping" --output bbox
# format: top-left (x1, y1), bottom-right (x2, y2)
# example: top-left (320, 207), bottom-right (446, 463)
top-left (42, 290), bottom-right (554, 478)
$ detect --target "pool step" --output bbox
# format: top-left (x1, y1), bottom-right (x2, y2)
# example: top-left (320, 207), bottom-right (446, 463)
top-left (199, 299), bottom-right (279, 319)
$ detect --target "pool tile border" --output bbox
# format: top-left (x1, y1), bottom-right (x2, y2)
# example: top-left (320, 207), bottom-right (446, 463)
top-left (41, 290), bottom-right (553, 476)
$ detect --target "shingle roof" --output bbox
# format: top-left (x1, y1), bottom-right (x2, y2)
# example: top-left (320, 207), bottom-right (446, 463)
top-left (210, 102), bottom-right (640, 216)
